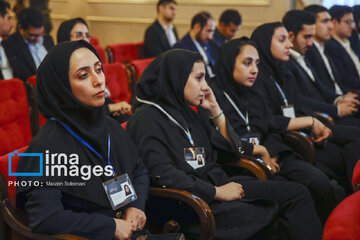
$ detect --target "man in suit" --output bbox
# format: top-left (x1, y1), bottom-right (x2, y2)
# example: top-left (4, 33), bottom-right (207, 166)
top-left (350, 5), bottom-right (360, 59)
top-left (325, 5), bottom-right (360, 90)
top-left (144, 0), bottom-right (178, 58)
top-left (0, 0), bottom-right (18, 80)
top-left (304, 5), bottom-right (358, 99)
top-left (282, 10), bottom-right (360, 126)
top-left (4, 7), bottom-right (54, 82)
top-left (173, 11), bottom-right (216, 78)
top-left (211, 9), bottom-right (241, 53)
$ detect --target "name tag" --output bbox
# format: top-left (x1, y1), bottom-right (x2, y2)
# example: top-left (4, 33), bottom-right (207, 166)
top-left (184, 147), bottom-right (205, 169)
top-left (103, 173), bottom-right (137, 210)
top-left (282, 105), bottom-right (295, 118)
top-left (240, 132), bottom-right (261, 145)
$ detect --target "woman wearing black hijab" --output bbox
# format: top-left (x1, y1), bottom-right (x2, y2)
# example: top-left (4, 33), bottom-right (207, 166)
top-left (212, 37), bottom-right (343, 224)
top-left (250, 22), bottom-right (360, 194)
top-left (57, 17), bottom-right (131, 123)
top-left (127, 48), bottom-right (322, 240)
top-left (16, 41), bottom-right (149, 240)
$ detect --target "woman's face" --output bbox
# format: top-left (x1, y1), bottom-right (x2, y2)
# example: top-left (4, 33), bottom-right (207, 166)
top-left (69, 48), bottom-right (105, 107)
top-left (270, 26), bottom-right (293, 62)
top-left (184, 61), bottom-right (207, 106)
top-left (70, 23), bottom-right (91, 43)
top-left (233, 45), bottom-right (259, 87)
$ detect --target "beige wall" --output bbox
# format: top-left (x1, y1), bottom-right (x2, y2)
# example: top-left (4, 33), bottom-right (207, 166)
top-left (9, 0), bottom-right (294, 48)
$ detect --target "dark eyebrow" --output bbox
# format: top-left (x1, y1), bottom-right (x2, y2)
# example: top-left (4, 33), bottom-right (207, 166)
top-left (75, 61), bottom-right (101, 74)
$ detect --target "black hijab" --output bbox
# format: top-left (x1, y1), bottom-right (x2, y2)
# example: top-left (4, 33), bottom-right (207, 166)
top-left (57, 18), bottom-right (88, 43)
top-left (17, 41), bottom-right (138, 208)
top-left (251, 22), bottom-right (286, 85)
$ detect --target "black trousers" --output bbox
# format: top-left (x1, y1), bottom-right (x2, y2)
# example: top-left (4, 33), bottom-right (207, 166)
top-left (236, 178), bottom-right (323, 240)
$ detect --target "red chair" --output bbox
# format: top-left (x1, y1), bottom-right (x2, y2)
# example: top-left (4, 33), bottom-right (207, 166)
top-left (136, 41), bottom-right (145, 59)
top-left (352, 160), bottom-right (360, 191)
top-left (94, 45), bottom-right (107, 64)
top-left (26, 75), bottom-right (47, 129)
top-left (106, 42), bottom-right (139, 63)
top-left (0, 79), bottom-right (32, 156)
top-left (323, 160), bottom-right (360, 240)
top-left (89, 35), bottom-right (99, 46)
top-left (127, 57), bottom-right (155, 98)
top-left (103, 62), bottom-right (132, 103)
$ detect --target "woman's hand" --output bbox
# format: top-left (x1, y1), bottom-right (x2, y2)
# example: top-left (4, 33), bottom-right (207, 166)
top-left (123, 207), bottom-right (147, 231)
top-left (311, 118), bottom-right (332, 143)
top-left (108, 101), bottom-right (132, 115)
top-left (199, 85), bottom-right (220, 115)
top-left (114, 218), bottom-right (133, 240)
top-left (252, 145), bottom-right (279, 174)
top-left (215, 182), bottom-right (244, 201)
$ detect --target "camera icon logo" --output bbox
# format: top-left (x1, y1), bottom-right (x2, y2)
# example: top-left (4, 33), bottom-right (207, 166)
top-left (8, 150), bottom-right (43, 176)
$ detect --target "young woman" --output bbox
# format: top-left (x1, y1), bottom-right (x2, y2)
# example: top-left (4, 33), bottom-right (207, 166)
top-left (16, 41), bottom-right (149, 240)
top-left (57, 18), bottom-right (131, 123)
top-left (127, 48), bottom-right (322, 239)
top-left (211, 37), bottom-right (343, 224)
top-left (250, 22), bottom-right (360, 194)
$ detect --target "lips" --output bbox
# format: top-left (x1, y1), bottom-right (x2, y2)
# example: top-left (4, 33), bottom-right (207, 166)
top-left (95, 90), bottom-right (104, 97)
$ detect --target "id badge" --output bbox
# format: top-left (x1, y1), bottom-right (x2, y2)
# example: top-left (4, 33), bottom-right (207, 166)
top-left (240, 132), bottom-right (261, 145)
top-left (282, 105), bottom-right (295, 119)
top-left (184, 147), bottom-right (205, 169)
top-left (103, 173), bottom-right (137, 210)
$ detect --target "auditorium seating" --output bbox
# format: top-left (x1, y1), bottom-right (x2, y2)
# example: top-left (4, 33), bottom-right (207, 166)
top-left (94, 45), bottom-right (107, 64)
top-left (323, 160), bottom-right (360, 240)
top-left (0, 79), bottom-right (32, 156)
top-left (106, 41), bottom-right (144, 63)
top-left (103, 62), bottom-right (132, 103)
top-left (127, 57), bottom-right (155, 96)
top-left (89, 35), bottom-right (99, 47)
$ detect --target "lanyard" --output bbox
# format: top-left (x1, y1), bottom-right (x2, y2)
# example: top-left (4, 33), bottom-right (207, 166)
top-left (50, 118), bottom-right (112, 168)
top-left (271, 78), bottom-right (289, 107)
top-left (28, 43), bottom-right (42, 67)
top-left (136, 97), bottom-right (195, 146)
top-left (223, 91), bottom-right (251, 132)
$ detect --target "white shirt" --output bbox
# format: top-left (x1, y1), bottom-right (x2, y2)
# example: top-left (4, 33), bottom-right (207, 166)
top-left (26, 36), bottom-right (48, 69)
top-left (192, 39), bottom-right (215, 78)
top-left (0, 37), bottom-right (13, 79)
top-left (313, 40), bottom-right (343, 95)
top-left (159, 22), bottom-right (177, 47)
top-left (290, 49), bottom-right (315, 82)
top-left (333, 36), bottom-right (360, 78)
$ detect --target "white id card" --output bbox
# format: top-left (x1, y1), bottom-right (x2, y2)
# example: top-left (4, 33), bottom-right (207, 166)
top-left (184, 147), bottom-right (205, 169)
top-left (281, 105), bottom-right (295, 119)
top-left (103, 173), bottom-right (137, 210)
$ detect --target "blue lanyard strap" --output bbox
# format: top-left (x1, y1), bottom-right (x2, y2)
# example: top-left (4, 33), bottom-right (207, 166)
top-left (270, 77), bottom-right (289, 106)
top-left (223, 91), bottom-right (251, 132)
top-left (136, 96), bottom-right (195, 146)
top-left (50, 118), bottom-right (111, 166)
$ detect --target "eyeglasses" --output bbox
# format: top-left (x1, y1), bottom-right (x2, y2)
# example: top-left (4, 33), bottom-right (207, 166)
top-left (71, 32), bottom-right (91, 40)
top-left (342, 20), bottom-right (354, 26)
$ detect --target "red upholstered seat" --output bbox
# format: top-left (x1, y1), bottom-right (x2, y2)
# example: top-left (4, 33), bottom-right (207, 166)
top-left (106, 42), bottom-right (139, 63)
top-left (0, 146), bottom-right (27, 205)
top-left (0, 79), bottom-right (32, 156)
top-left (103, 62), bottom-right (131, 103)
top-left (26, 75), bottom-right (47, 128)
top-left (94, 45), bottom-right (107, 64)
top-left (352, 160), bottom-right (360, 191)
top-left (90, 35), bottom-right (100, 46)
top-left (130, 57), bottom-right (155, 80)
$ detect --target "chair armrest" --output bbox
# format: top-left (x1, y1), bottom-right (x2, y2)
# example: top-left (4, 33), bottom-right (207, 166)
top-left (221, 157), bottom-right (272, 180)
top-left (284, 131), bottom-right (315, 164)
top-left (314, 112), bottom-right (334, 125)
top-left (149, 187), bottom-right (215, 240)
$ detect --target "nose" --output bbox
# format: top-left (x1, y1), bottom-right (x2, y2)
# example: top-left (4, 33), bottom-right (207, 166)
top-left (250, 63), bottom-right (258, 75)
top-left (92, 73), bottom-right (104, 87)
top-left (286, 39), bottom-right (293, 49)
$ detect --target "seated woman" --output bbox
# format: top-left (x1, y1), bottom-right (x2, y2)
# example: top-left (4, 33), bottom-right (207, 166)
top-left (16, 41), bottom-right (148, 240)
top-left (211, 37), bottom-right (344, 224)
top-left (57, 17), bottom-right (131, 123)
top-left (250, 22), bottom-right (360, 194)
top-left (126, 48), bottom-right (322, 239)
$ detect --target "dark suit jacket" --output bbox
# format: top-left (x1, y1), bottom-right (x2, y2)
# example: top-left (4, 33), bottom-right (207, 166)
top-left (325, 37), bottom-right (360, 89)
top-left (4, 31), bottom-right (54, 82)
top-left (0, 40), bottom-right (20, 80)
top-left (350, 30), bottom-right (360, 59)
top-left (285, 56), bottom-right (339, 119)
top-left (305, 45), bottom-right (348, 94)
top-left (144, 20), bottom-right (178, 58)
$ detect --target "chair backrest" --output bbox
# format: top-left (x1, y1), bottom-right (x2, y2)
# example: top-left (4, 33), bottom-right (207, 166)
top-left (94, 45), bottom-right (107, 64)
top-left (136, 41), bottom-right (145, 59)
top-left (0, 146), bottom-right (28, 204)
top-left (130, 57), bottom-right (155, 80)
top-left (352, 160), bottom-right (360, 191)
top-left (26, 75), bottom-right (47, 129)
top-left (103, 62), bottom-right (132, 103)
top-left (106, 42), bottom-right (139, 63)
top-left (90, 35), bottom-right (100, 46)
top-left (0, 79), bottom-right (32, 156)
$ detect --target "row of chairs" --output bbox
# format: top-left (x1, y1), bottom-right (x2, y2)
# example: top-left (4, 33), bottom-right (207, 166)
top-left (90, 35), bottom-right (145, 64)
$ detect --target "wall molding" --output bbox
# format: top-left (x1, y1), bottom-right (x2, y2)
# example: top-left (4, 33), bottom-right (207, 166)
top-left (50, 13), bottom-right (69, 20)
top-left (86, 15), bottom-right (262, 28)
top-left (86, 0), bottom-right (270, 6)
